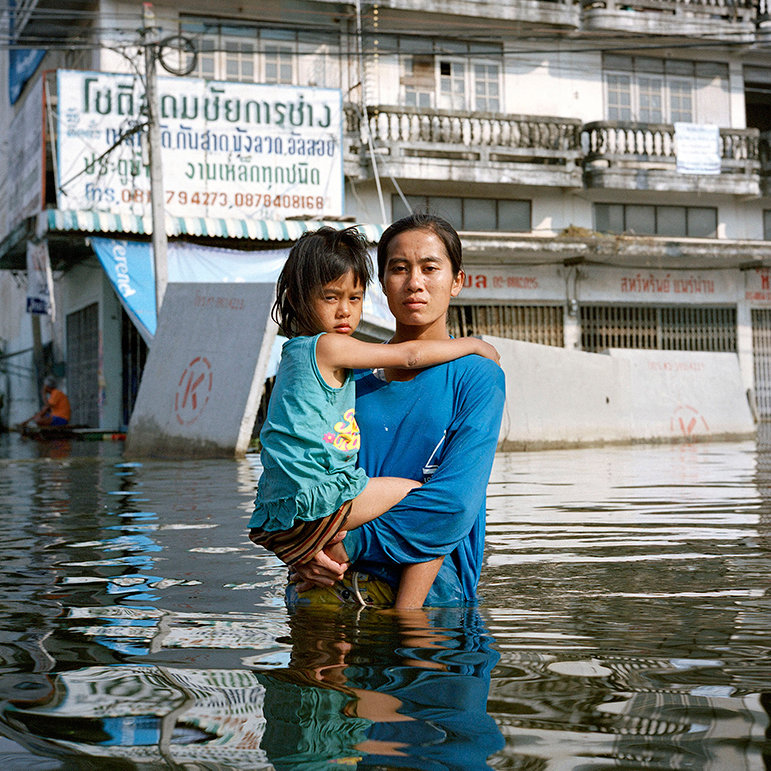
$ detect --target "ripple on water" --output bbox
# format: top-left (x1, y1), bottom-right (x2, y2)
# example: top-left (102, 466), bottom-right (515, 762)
top-left (0, 434), bottom-right (770, 768)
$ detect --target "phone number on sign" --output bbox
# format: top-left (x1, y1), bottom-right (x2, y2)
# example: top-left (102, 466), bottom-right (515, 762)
top-left (120, 189), bottom-right (326, 210)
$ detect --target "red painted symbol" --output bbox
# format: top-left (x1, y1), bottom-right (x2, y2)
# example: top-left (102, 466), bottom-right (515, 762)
top-left (175, 356), bottom-right (213, 425)
top-left (670, 404), bottom-right (709, 438)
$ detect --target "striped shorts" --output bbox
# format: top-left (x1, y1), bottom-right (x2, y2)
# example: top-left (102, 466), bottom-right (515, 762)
top-left (249, 500), bottom-right (352, 566)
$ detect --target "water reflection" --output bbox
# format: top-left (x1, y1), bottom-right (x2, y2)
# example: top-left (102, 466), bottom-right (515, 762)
top-left (1, 431), bottom-right (771, 768)
top-left (481, 438), bottom-right (771, 768)
top-left (0, 605), bottom-right (502, 768)
top-left (255, 607), bottom-right (502, 769)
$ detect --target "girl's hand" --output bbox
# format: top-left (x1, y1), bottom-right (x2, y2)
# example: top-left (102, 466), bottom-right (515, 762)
top-left (473, 338), bottom-right (501, 365)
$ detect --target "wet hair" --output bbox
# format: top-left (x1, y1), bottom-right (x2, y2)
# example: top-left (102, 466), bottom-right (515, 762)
top-left (376, 212), bottom-right (463, 284)
top-left (273, 226), bottom-right (372, 337)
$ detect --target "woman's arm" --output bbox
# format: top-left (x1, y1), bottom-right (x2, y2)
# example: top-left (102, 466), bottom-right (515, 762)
top-left (345, 362), bottom-right (505, 566)
top-left (316, 333), bottom-right (499, 373)
top-left (290, 359), bottom-right (505, 594)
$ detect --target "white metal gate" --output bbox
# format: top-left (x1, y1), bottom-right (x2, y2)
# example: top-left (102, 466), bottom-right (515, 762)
top-left (580, 305), bottom-right (737, 353)
top-left (752, 309), bottom-right (771, 419)
top-left (448, 304), bottom-right (564, 347)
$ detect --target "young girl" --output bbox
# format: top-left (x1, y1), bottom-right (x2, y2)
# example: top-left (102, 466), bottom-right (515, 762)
top-left (248, 226), bottom-right (499, 609)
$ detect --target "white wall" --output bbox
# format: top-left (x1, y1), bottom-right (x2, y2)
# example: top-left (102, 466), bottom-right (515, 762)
top-left (492, 336), bottom-right (755, 449)
top-left (505, 49), bottom-right (603, 122)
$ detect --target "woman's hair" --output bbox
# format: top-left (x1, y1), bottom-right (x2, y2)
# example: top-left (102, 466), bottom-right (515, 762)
top-left (273, 226), bottom-right (372, 337)
top-left (376, 212), bottom-right (463, 284)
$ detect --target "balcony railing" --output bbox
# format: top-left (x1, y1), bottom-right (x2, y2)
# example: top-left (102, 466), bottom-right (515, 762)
top-left (581, 0), bottom-right (755, 23)
top-left (583, 121), bottom-right (759, 175)
top-left (344, 107), bottom-right (764, 191)
top-left (345, 104), bottom-right (582, 169)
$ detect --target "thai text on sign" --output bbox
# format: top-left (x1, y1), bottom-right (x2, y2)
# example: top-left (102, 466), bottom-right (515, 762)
top-left (56, 70), bottom-right (343, 220)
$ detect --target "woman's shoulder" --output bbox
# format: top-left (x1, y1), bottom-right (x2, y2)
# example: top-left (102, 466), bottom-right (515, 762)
top-left (448, 351), bottom-right (505, 383)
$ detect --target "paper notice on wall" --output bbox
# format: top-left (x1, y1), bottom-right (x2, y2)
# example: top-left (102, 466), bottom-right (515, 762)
top-left (26, 240), bottom-right (55, 318)
top-left (675, 123), bottom-right (720, 175)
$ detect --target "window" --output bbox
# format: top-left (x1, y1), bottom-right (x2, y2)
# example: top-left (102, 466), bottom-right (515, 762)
top-left (439, 60), bottom-right (466, 111)
top-left (399, 38), bottom-right (502, 113)
top-left (181, 18), bottom-right (340, 88)
top-left (603, 55), bottom-right (729, 125)
top-left (264, 44), bottom-right (294, 84)
top-left (595, 203), bottom-right (717, 238)
top-left (607, 74), bottom-right (632, 120)
top-left (403, 55), bottom-right (434, 108)
top-left (669, 79), bottom-right (693, 123)
top-left (763, 210), bottom-right (771, 240)
top-left (474, 63), bottom-right (500, 112)
top-left (393, 195), bottom-right (530, 232)
top-left (224, 39), bottom-right (255, 82)
top-left (638, 75), bottom-right (663, 123)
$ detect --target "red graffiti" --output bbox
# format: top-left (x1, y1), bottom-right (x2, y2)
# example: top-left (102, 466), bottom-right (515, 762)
top-left (174, 356), bottom-right (213, 425)
top-left (670, 404), bottom-right (709, 438)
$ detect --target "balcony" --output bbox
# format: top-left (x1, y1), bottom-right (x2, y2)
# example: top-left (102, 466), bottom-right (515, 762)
top-left (582, 121), bottom-right (760, 196)
top-left (344, 105), bottom-right (583, 189)
top-left (581, 0), bottom-right (756, 39)
top-left (313, 0), bottom-right (579, 30)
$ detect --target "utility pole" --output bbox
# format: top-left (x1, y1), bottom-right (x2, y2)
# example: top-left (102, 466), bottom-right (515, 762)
top-left (354, 0), bottom-right (386, 225)
top-left (142, 2), bottom-right (168, 319)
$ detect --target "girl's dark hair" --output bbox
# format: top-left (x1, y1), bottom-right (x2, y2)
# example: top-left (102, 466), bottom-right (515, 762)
top-left (273, 226), bottom-right (372, 337)
top-left (376, 212), bottom-right (463, 283)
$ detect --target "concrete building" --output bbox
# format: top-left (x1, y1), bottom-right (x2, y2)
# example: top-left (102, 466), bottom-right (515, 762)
top-left (1, 0), bottom-right (770, 444)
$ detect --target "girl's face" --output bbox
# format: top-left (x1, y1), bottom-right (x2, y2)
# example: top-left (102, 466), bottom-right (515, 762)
top-left (312, 270), bottom-right (364, 336)
top-left (381, 229), bottom-right (464, 338)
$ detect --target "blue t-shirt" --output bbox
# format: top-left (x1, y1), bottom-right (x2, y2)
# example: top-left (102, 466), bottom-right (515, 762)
top-left (344, 355), bottom-right (505, 606)
top-left (250, 334), bottom-right (368, 532)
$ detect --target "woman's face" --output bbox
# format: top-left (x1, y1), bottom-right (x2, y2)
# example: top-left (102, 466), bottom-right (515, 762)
top-left (381, 228), bottom-right (464, 338)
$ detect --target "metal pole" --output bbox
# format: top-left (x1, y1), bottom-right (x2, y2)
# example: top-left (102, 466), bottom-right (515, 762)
top-left (143, 2), bottom-right (168, 318)
top-left (354, 0), bottom-right (386, 225)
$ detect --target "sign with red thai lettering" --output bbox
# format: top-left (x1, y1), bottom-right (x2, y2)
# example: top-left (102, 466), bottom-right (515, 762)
top-left (56, 70), bottom-right (343, 221)
top-left (744, 268), bottom-right (771, 305)
top-left (458, 265), bottom-right (564, 300)
top-left (580, 266), bottom-right (738, 304)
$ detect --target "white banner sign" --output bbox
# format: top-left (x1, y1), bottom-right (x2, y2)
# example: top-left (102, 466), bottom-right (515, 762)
top-left (26, 240), bottom-right (55, 317)
top-left (0, 77), bottom-right (43, 244)
top-left (56, 70), bottom-right (343, 220)
top-left (675, 122), bottom-right (721, 175)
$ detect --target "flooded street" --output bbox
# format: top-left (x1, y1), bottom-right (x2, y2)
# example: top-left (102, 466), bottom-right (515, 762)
top-left (0, 431), bottom-right (769, 769)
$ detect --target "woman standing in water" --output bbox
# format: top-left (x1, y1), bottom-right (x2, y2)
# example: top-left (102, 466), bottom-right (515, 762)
top-left (292, 212), bottom-right (506, 606)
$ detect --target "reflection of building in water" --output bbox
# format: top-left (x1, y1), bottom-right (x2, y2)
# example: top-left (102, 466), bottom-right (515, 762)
top-left (4, 665), bottom-right (271, 767)
top-left (489, 651), bottom-right (769, 769)
top-left (753, 421), bottom-right (771, 552)
top-left (1, 605), bottom-right (503, 768)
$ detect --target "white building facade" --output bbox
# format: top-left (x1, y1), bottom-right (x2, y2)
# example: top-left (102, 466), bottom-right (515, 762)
top-left (3, 0), bottom-right (771, 433)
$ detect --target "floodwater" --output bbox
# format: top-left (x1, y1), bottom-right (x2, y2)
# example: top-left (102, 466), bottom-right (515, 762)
top-left (0, 431), bottom-right (770, 770)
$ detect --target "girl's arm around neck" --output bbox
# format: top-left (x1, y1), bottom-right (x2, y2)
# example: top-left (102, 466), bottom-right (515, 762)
top-left (315, 332), bottom-right (500, 372)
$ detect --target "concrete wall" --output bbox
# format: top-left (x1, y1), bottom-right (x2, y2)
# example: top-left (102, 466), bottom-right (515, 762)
top-left (125, 282), bottom-right (277, 458)
top-left (491, 336), bottom-right (755, 449)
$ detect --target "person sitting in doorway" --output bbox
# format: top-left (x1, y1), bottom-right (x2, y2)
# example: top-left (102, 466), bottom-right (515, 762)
top-left (23, 376), bottom-right (71, 427)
